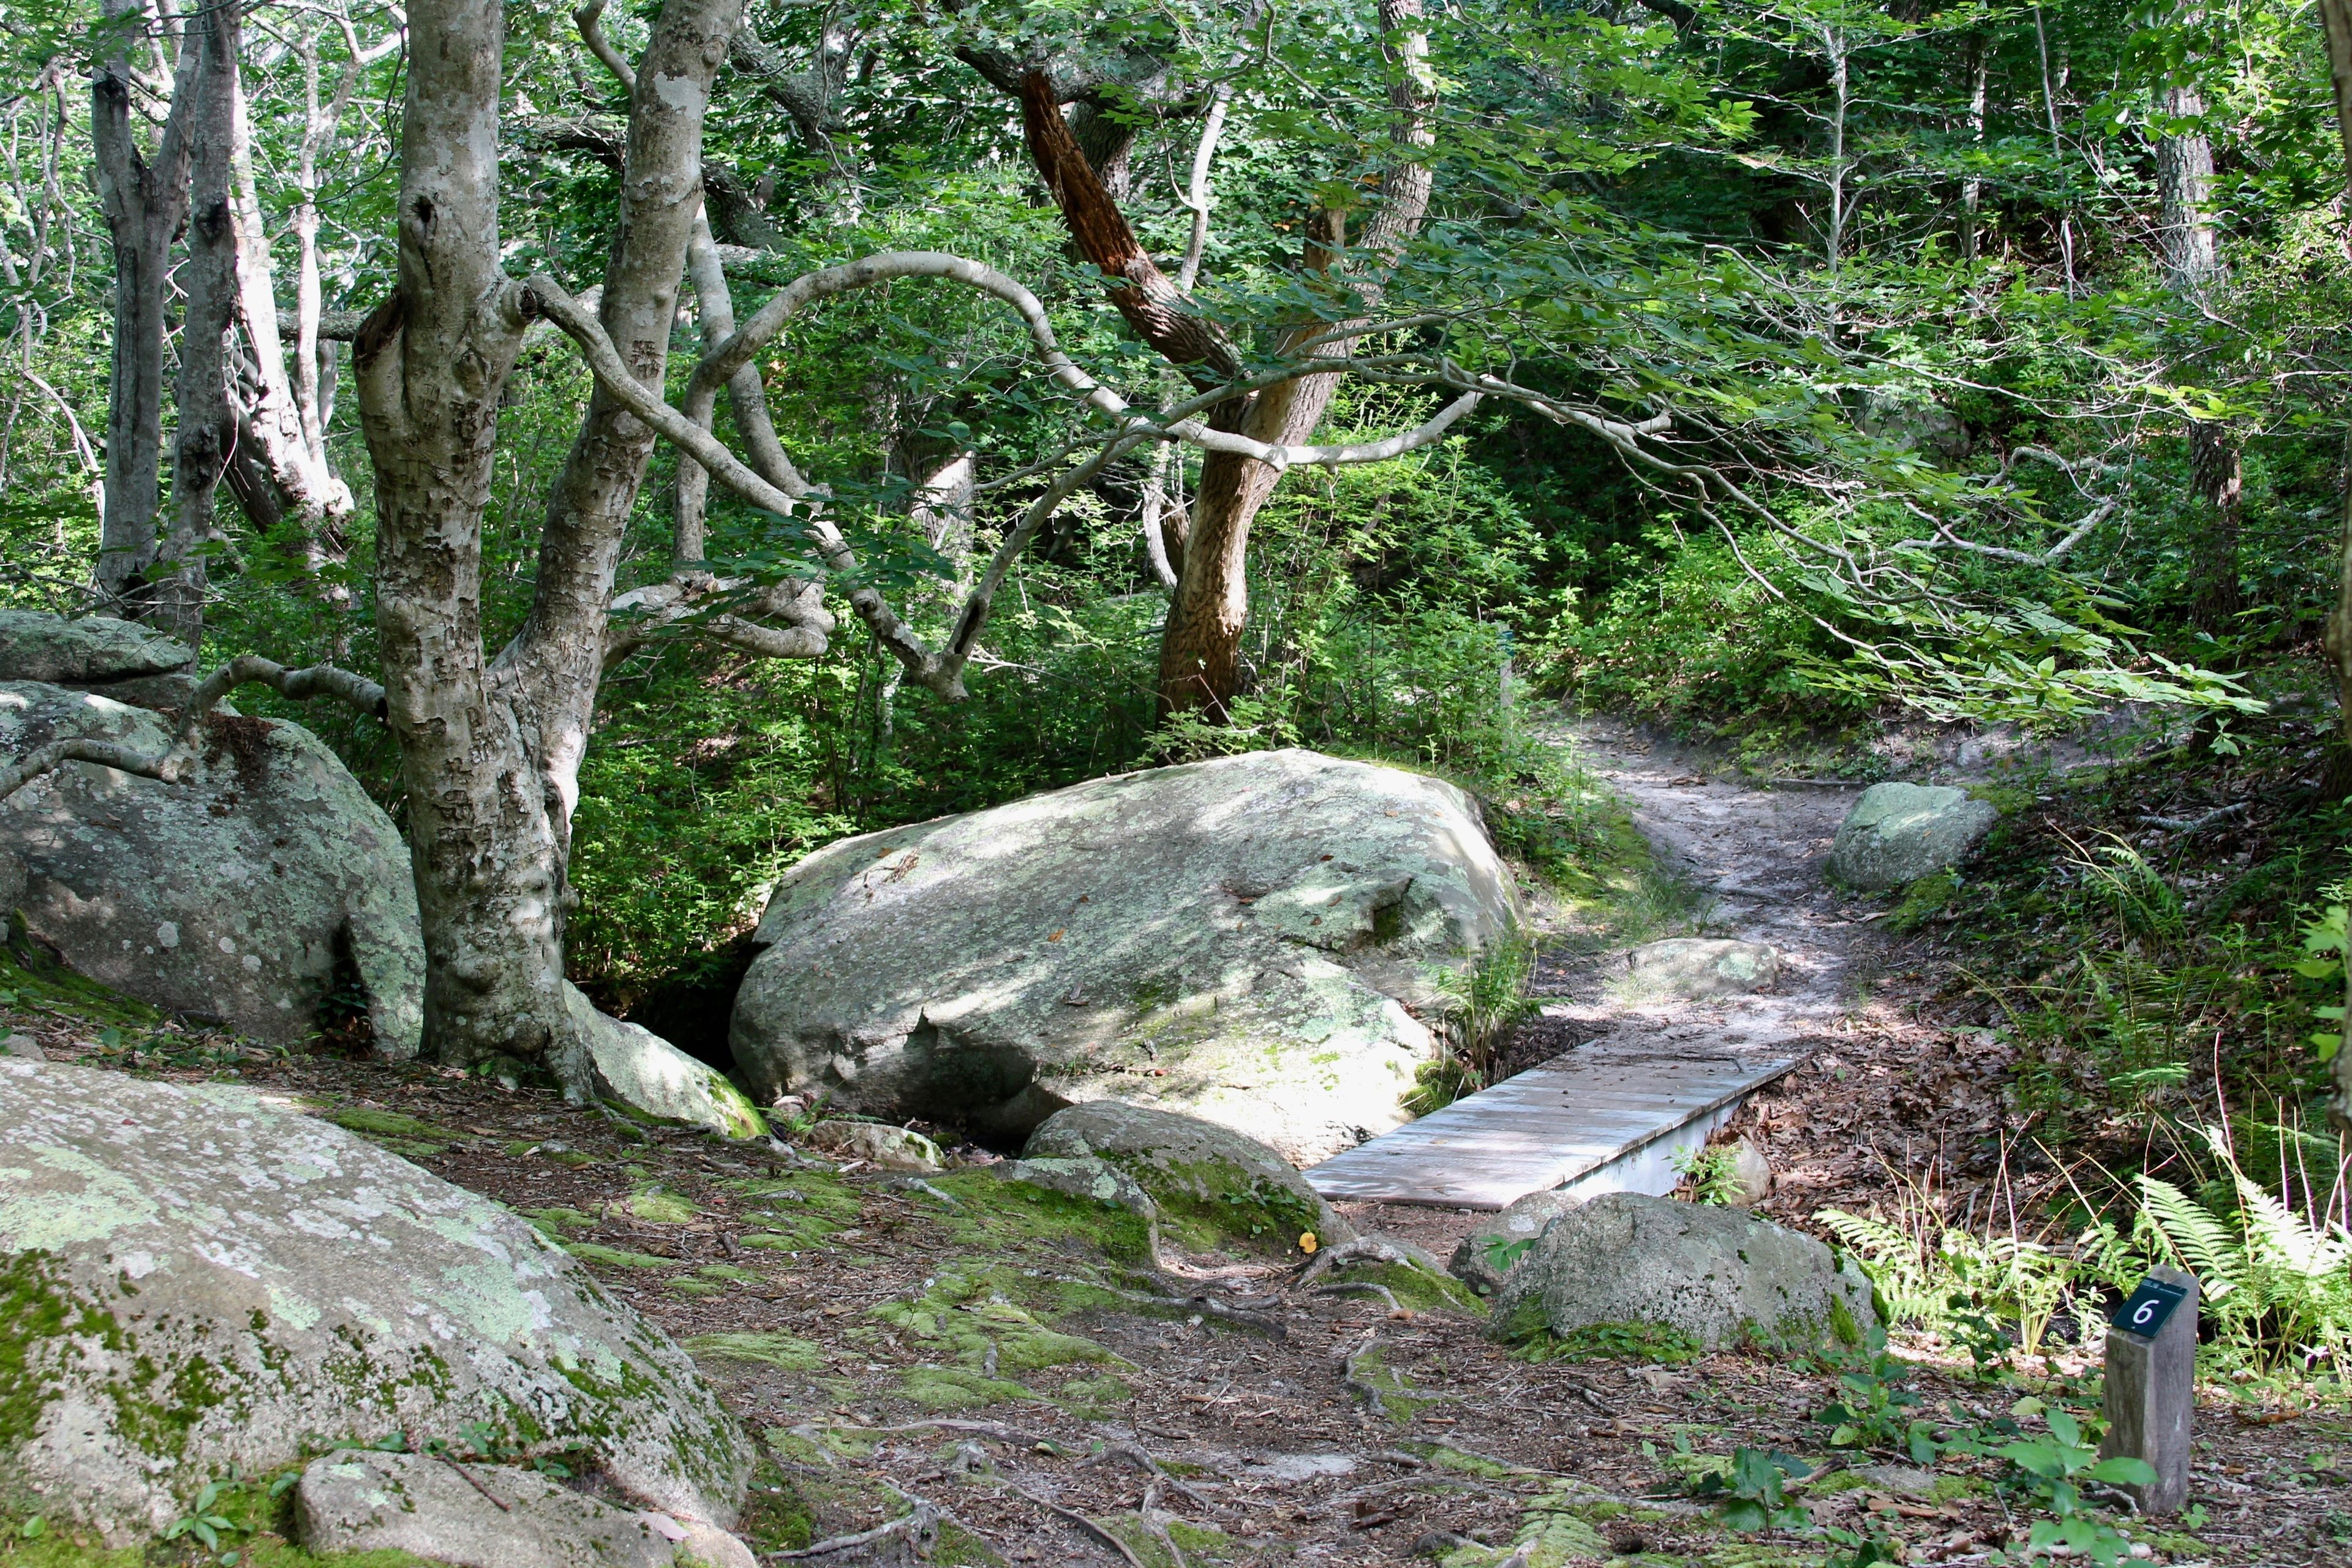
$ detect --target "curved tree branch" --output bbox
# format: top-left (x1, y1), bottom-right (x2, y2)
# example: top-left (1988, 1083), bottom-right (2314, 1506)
top-left (0, 654), bottom-right (386, 802)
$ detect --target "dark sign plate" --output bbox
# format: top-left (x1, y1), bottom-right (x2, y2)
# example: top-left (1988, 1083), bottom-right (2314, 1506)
top-left (2109, 1276), bottom-right (2190, 1338)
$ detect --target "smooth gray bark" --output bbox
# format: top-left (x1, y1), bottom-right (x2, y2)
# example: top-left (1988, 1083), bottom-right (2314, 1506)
top-left (91, 0), bottom-right (197, 611)
top-left (354, 0), bottom-right (745, 1092)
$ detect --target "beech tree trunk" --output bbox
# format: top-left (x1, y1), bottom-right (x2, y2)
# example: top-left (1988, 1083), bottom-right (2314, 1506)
top-left (91, 0), bottom-right (197, 612)
top-left (353, 0), bottom-right (741, 1091)
top-left (150, 0), bottom-right (243, 649)
top-left (2312, 0), bottom-right (2352, 1121)
top-left (2155, 28), bottom-right (2241, 635)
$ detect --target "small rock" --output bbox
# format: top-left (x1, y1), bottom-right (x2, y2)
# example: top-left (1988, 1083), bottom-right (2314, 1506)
top-left (1025, 1100), bottom-right (1354, 1255)
top-left (1851, 1463), bottom-right (1938, 1497)
top-left (1449, 1188), bottom-right (1582, 1295)
top-left (1621, 938), bottom-right (1780, 1000)
top-left (1727, 1137), bottom-right (1773, 1208)
top-left (2, 1033), bottom-right (42, 1060)
top-left (296, 1449), bottom-right (694, 1568)
top-left (807, 1118), bottom-right (943, 1170)
top-left (574, 990), bottom-right (767, 1140)
top-left (1490, 1191), bottom-right (1876, 1355)
top-left (1829, 782), bottom-right (1999, 891)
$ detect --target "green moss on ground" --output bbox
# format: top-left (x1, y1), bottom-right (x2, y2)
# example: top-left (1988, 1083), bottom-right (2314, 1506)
top-left (1109, 1155), bottom-right (1323, 1258)
top-left (311, 1105), bottom-right (467, 1158)
top-left (682, 1332), bottom-right (826, 1373)
top-left (1504, 1316), bottom-right (1705, 1365)
top-left (558, 1240), bottom-right (673, 1268)
top-left (873, 1265), bottom-right (1129, 1412)
top-left (728, 1175), bottom-right (862, 1253)
top-left (925, 1170), bottom-right (1155, 1264)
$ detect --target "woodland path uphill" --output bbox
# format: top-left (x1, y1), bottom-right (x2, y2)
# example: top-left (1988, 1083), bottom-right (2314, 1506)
top-left (1307, 716), bottom-right (1866, 1212)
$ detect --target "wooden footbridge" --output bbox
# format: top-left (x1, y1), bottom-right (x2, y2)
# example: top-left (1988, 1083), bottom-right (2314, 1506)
top-left (1303, 1025), bottom-right (1804, 1211)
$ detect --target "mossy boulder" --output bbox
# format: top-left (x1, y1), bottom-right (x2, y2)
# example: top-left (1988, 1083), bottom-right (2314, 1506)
top-left (0, 681), bottom-right (423, 1055)
top-left (0, 1060), bottom-right (751, 1543)
top-left (0, 612), bottom-right (190, 688)
top-left (1024, 1101), bottom-right (1352, 1256)
top-left (1488, 1192), bottom-right (1874, 1355)
top-left (1828, 783), bottom-right (1998, 892)
top-left (729, 748), bottom-right (1525, 1164)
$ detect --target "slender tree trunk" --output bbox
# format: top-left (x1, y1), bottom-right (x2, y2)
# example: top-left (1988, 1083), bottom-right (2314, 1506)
top-left (91, 0), bottom-right (197, 611)
top-left (151, 1), bottom-right (243, 650)
top-left (2312, 0), bottom-right (2352, 1121)
top-left (1960, 36), bottom-right (1987, 263)
top-left (2154, 50), bottom-right (2242, 635)
top-left (1156, 0), bottom-right (1437, 718)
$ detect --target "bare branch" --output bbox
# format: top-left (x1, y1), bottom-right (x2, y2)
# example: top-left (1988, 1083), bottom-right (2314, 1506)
top-left (0, 654), bottom-right (386, 803)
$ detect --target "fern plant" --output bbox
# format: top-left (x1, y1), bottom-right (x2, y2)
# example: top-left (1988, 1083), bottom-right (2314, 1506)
top-left (2132, 1127), bottom-right (2352, 1376)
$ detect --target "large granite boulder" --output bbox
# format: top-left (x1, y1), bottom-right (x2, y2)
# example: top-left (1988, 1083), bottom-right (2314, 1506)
top-left (0, 609), bottom-right (200, 710)
top-left (1024, 1099), bottom-right (1353, 1256)
top-left (1489, 1192), bottom-right (1875, 1355)
top-left (731, 748), bottom-right (1524, 1163)
top-left (0, 1060), bottom-right (752, 1542)
top-left (0, 680), bottom-right (424, 1055)
top-left (1828, 783), bottom-right (1999, 891)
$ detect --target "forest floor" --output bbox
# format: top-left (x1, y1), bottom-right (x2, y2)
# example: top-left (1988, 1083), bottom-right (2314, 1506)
top-left (6, 718), bottom-right (2351, 1567)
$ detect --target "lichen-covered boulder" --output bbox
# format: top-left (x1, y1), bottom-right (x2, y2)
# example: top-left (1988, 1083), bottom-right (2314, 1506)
top-left (1828, 783), bottom-right (1999, 892)
top-left (730, 748), bottom-right (1524, 1163)
top-left (1619, 938), bottom-right (1781, 1001)
top-left (0, 682), bottom-right (424, 1055)
top-left (0, 609), bottom-right (190, 686)
top-left (0, 1060), bottom-right (752, 1541)
top-left (1489, 1192), bottom-right (1874, 1355)
top-left (1025, 1100), bottom-right (1353, 1256)
top-left (806, 1118), bottom-right (940, 1170)
top-left (573, 987), bottom-right (765, 1139)
top-left (1449, 1188), bottom-right (1583, 1296)
top-left (296, 1450), bottom-right (677, 1568)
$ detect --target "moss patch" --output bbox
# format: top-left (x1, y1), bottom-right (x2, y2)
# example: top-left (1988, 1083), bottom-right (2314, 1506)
top-left (925, 1170), bottom-right (1155, 1264)
top-left (681, 1332), bottom-right (827, 1373)
top-left (312, 1105), bottom-right (467, 1158)
top-left (559, 1240), bottom-right (673, 1269)
top-left (1507, 1317), bottom-right (1704, 1365)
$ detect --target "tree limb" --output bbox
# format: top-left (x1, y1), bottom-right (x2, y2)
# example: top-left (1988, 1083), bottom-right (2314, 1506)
top-left (0, 655), bottom-right (386, 803)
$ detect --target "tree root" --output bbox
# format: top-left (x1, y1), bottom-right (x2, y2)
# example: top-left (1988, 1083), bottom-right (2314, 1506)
top-left (1003, 1480), bottom-right (1151, 1568)
top-left (1338, 1331), bottom-right (1390, 1418)
top-left (767, 1500), bottom-right (940, 1560)
top-left (1296, 1235), bottom-right (1433, 1290)
top-left (1311, 1280), bottom-right (1406, 1314)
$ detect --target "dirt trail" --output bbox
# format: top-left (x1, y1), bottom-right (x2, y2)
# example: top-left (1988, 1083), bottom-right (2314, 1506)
top-left (1536, 716), bottom-right (1866, 1039)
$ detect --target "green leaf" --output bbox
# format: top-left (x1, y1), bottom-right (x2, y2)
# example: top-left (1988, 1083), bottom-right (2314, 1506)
top-left (2084, 1456), bottom-right (2158, 1487)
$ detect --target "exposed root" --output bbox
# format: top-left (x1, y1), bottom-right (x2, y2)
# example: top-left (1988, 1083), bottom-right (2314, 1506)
top-left (1003, 1480), bottom-right (1151, 1568)
top-left (1295, 1235), bottom-right (1431, 1289)
top-left (1054, 1274), bottom-right (1287, 1338)
top-left (769, 1499), bottom-right (940, 1559)
top-left (1338, 1330), bottom-right (1389, 1417)
top-left (1311, 1280), bottom-right (1406, 1314)
top-left (1091, 1442), bottom-right (1223, 1512)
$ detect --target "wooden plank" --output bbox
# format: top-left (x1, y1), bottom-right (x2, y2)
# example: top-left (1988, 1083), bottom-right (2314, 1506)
top-left (1303, 1042), bottom-right (1803, 1210)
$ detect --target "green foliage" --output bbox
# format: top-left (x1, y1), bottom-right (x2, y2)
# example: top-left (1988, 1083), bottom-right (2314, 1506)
top-left (1994, 1408), bottom-right (2157, 1566)
top-left (1686, 1446), bottom-right (1813, 1533)
top-left (1811, 1326), bottom-right (1936, 1462)
top-left (1671, 1144), bottom-right (1746, 1207)
top-left (1409, 934), bottom-right (1542, 1113)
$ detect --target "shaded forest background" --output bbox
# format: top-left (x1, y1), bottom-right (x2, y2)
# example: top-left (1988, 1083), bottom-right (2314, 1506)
top-left (3, 0), bottom-right (2350, 1056)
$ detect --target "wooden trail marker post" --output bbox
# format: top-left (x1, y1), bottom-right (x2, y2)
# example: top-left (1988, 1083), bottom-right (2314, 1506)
top-left (2100, 1264), bottom-right (2198, 1515)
